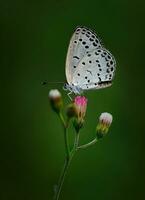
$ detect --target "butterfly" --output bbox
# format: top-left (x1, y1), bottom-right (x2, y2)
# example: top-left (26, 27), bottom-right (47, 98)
top-left (63, 26), bottom-right (116, 97)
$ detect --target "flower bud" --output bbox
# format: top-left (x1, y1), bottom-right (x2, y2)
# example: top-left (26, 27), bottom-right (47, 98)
top-left (73, 96), bottom-right (88, 132)
top-left (66, 104), bottom-right (77, 119)
top-left (96, 112), bottom-right (113, 139)
top-left (48, 89), bottom-right (63, 113)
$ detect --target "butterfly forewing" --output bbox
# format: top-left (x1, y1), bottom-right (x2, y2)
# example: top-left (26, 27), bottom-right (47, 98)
top-left (65, 27), bottom-right (102, 84)
top-left (72, 48), bottom-right (116, 90)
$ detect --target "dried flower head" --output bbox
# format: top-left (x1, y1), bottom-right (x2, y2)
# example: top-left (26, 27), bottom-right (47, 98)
top-left (48, 89), bottom-right (63, 113)
top-left (96, 112), bottom-right (113, 138)
top-left (66, 104), bottom-right (77, 119)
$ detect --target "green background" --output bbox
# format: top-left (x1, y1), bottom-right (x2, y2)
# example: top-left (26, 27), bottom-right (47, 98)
top-left (1, 0), bottom-right (145, 199)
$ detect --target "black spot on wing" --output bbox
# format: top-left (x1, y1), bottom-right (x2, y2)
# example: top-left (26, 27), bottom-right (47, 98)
top-left (106, 68), bottom-right (110, 73)
top-left (89, 38), bottom-right (94, 42)
top-left (107, 63), bottom-right (110, 67)
top-left (107, 55), bottom-right (111, 59)
top-left (86, 70), bottom-right (92, 75)
top-left (93, 42), bottom-right (97, 46)
top-left (95, 52), bottom-right (99, 55)
top-left (85, 45), bottom-right (89, 49)
top-left (86, 34), bottom-right (90, 38)
top-left (99, 77), bottom-right (101, 82)
top-left (73, 56), bottom-right (79, 59)
top-left (98, 80), bottom-right (112, 86)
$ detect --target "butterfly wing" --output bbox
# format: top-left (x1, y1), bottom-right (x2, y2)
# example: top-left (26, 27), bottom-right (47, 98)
top-left (65, 26), bottom-right (102, 84)
top-left (72, 48), bottom-right (116, 90)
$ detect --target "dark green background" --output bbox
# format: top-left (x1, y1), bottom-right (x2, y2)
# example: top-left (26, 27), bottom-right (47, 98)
top-left (1, 0), bottom-right (145, 199)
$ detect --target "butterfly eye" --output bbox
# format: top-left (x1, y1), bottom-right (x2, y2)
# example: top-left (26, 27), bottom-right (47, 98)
top-left (63, 83), bottom-right (68, 90)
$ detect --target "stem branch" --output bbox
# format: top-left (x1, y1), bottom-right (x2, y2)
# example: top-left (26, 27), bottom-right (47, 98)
top-left (77, 138), bottom-right (98, 150)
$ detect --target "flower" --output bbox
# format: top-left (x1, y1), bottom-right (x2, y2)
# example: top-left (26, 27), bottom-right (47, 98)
top-left (48, 89), bottom-right (63, 113)
top-left (73, 96), bottom-right (88, 132)
top-left (96, 112), bottom-right (113, 138)
top-left (74, 96), bottom-right (88, 121)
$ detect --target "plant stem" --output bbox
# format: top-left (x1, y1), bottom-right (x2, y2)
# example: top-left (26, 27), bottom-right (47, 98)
top-left (74, 132), bottom-right (80, 149)
top-left (54, 131), bottom-right (80, 200)
top-left (54, 146), bottom-right (77, 200)
top-left (58, 112), bottom-right (66, 128)
top-left (58, 112), bottom-right (70, 158)
top-left (77, 138), bottom-right (98, 150)
top-left (54, 158), bottom-right (70, 200)
top-left (64, 127), bottom-right (70, 159)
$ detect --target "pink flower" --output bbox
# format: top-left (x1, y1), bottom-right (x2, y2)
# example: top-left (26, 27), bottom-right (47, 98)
top-left (74, 96), bottom-right (88, 123)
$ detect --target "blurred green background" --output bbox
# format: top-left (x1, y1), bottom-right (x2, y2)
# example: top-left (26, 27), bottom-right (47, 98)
top-left (1, 0), bottom-right (145, 199)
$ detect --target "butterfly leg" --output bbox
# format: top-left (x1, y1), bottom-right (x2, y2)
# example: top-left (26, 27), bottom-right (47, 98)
top-left (67, 91), bottom-right (73, 101)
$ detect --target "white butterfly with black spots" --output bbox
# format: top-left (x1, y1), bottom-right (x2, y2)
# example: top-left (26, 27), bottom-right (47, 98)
top-left (63, 26), bottom-right (116, 96)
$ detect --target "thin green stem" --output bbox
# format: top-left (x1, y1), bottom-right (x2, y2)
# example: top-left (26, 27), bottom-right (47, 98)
top-left (58, 112), bottom-right (70, 158)
top-left (74, 132), bottom-right (80, 149)
top-left (77, 138), bottom-right (98, 150)
top-left (54, 130), bottom-right (80, 200)
top-left (58, 112), bottom-right (66, 128)
top-left (64, 127), bottom-right (70, 159)
top-left (54, 158), bottom-right (70, 200)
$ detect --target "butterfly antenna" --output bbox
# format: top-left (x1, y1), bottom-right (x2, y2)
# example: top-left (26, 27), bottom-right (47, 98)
top-left (41, 81), bottom-right (64, 86)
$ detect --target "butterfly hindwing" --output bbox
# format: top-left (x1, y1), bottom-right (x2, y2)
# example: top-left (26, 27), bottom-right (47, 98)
top-left (65, 26), bottom-right (102, 84)
top-left (72, 48), bottom-right (116, 90)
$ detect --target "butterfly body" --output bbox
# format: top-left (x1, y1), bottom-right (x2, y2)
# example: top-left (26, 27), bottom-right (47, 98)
top-left (63, 83), bottom-right (83, 94)
top-left (64, 26), bottom-right (116, 95)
